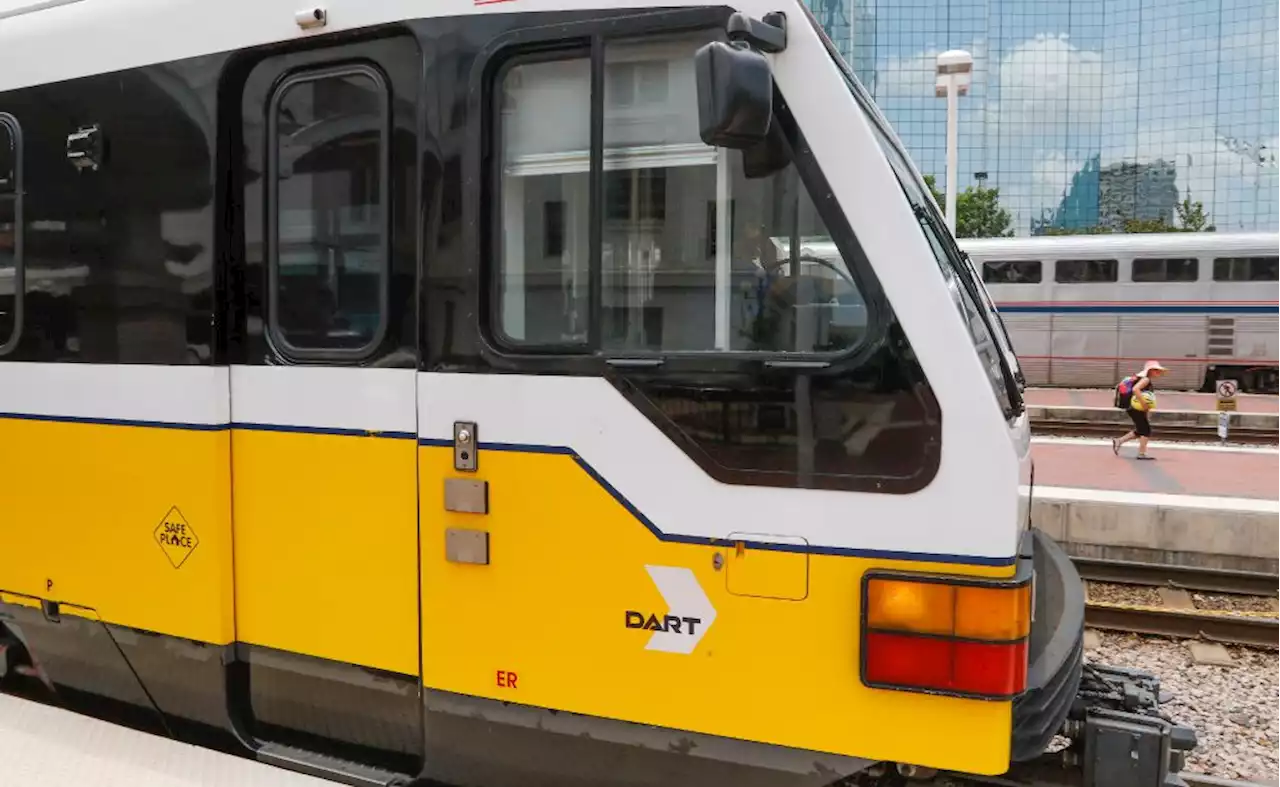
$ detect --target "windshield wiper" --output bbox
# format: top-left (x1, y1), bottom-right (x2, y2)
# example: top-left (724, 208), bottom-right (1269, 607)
top-left (912, 206), bottom-right (1024, 418)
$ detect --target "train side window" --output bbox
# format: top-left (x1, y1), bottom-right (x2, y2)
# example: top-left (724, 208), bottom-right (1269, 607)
top-left (1054, 259), bottom-right (1117, 284)
top-left (267, 65), bottom-right (391, 359)
top-left (496, 34), bottom-right (869, 355)
top-left (0, 114), bottom-right (21, 356)
top-left (1213, 257), bottom-right (1279, 282)
top-left (495, 53), bottom-right (592, 346)
top-left (982, 260), bottom-right (1041, 284)
top-left (1131, 257), bottom-right (1197, 283)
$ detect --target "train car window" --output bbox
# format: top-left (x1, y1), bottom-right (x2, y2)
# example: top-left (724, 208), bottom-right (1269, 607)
top-left (267, 65), bottom-right (390, 359)
top-left (1131, 257), bottom-right (1197, 282)
top-left (495, 53), bottom-right (592, 347)
top-left (982, 260), bottom-right (1041, 284)
top-left (1054, 259), bottom-right (1117, 283)
top-left (1213, 256), bottom-right (1279, 282)
top-left (495, 34), bottom-right (870, 355)
top-left (0, 114), bottom-right (21, 355)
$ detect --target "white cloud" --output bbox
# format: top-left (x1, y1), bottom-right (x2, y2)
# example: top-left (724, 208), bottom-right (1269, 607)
top-left (871, 29), bottom-right (1277, 232)
top-left (875, 40), bottom-right (988, 98)
top-left (986, 34), bottom-right (1121, 138)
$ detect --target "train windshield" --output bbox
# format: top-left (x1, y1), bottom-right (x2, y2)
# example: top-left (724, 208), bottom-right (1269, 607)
top-left (802, 9), bottom-right (1024, 419)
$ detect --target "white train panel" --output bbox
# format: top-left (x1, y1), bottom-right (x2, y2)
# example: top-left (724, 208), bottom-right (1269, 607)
top-left (1117, 315), bottom-right (1206, 390)
top-left (1045, 314), bottom-right (1120, 388)
top-left (998, 314), bottom-right (1050, 387)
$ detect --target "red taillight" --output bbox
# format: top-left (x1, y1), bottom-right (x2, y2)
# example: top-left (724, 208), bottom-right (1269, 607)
top-left (861, 570), bottom-right (1031, 700)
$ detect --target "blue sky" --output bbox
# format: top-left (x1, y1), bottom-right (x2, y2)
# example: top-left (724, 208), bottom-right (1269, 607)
top-left (814, 0), bottom-right (1279, 232)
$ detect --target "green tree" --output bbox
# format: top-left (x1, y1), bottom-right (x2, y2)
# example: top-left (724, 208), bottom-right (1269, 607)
top-left (922, 175), bottom-right (1015, 238)
top-left (1041, 225), bottom-right (1113, 235)
top-left (1175, 197), bottom-right (1215, 232)
top-left (1040, 195), bottom-right (1216, 235)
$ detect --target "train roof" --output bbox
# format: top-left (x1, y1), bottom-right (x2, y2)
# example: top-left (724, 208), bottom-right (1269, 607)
top-left (959, 231), bottom-right (1279, 260)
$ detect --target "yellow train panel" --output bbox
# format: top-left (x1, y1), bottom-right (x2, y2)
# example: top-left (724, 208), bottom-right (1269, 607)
top-left (0, 418), bottom-right (234, 647)
top-left (419, 446), bottom-right (1015, 775)
top-left (231, 430), bottom-right (419, 676)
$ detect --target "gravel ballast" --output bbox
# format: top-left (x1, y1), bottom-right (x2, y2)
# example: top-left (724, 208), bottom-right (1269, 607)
top-left (1089, 630), bottom-right (1278, 783)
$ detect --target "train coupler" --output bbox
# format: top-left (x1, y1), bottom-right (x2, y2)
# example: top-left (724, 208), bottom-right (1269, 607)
top-left (1027, 662), bottom-right (1198, 787)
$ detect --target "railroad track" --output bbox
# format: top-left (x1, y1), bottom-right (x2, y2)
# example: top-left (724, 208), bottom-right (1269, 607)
top-left (1084, 602), bottom-right (1278, 648)
top-left (1073, 558), bottom-right (1279, 648)
top-left (1033, 419), bottom-right (1278, 444)
top-left (1073, 557), bottom-right (1280, 596)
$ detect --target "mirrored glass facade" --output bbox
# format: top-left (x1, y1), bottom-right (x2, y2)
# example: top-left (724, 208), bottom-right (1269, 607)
top-left (809, 0), bottom-right (1279, 235)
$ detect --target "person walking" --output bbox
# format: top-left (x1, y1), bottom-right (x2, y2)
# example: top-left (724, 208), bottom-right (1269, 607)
top-left (1112, 360), bottom-right (1166, 460)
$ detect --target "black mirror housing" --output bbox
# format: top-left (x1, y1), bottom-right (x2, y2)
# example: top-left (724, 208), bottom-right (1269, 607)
top-left (694, 41), bottom-right (773, 149)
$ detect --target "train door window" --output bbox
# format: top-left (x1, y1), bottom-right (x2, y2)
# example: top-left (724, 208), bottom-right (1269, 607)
top-left (495, 53), bottom-right (592, 346)
top-left (982, 260), bottom-right (1041, 284)
top-left (267, 65), bottom-right (390, 359)
top-left (1132, 257), bottom-right (1197, 282)
top-left (1054, 259), bottom-right (1117, 283)
top-left (1213, 257), bottom-right (1279, 282)
top-left (0, 114), bottom-right (21, 355)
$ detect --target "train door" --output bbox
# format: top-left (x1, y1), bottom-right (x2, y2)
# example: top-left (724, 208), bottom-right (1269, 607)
top-left (226, 34), bottom-right (425, 776)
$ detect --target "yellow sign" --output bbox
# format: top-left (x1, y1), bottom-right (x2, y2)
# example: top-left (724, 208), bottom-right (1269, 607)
top-left (1216, 379), bottom-right (1239, 412)
top-left (154, 506), bottom-right (199, 569)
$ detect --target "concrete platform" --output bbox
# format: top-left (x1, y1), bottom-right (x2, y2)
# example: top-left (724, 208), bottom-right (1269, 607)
top-left (1030, 438), bottom-right (1280, 574)
top-left (0, 693), bottom-right (332, 787)
top-left (1029, 404), bottom-right (1279, 432)
top-left (1032, 439), bottom-right (1277, 499)
top-left (1026, 388), bottom-right (1279, 415)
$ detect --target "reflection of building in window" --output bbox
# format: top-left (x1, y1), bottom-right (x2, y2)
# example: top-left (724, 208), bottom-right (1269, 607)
top-left (1098, 161), bottom-right (1178, 231)
top-left (605, 170), bottom-right (666, 222)
top-left (543, 201), bottom-right (565, 258)
top-left (495, 34), bottom-right (870, 355)
top-left (270, 67), bottom-right (388, 355)
top-left (606, 61), bottom-right (669, 108)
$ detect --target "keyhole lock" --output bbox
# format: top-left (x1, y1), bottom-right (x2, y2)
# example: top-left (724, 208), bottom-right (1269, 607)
top-left (454, 421), bottom-right (478, 472)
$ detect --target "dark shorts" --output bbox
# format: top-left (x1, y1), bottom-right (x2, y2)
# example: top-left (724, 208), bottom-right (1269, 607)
top-left (1127, 407), bottom-right (1152, 437)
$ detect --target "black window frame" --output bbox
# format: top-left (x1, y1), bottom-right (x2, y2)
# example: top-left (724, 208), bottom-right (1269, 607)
top-left (265, 62), bottom-right (392, 362)
top-left (1054, 258), bottom-right (1118, 284)
top-left (0, 112), bottom-right (22, 356)
top-left (981, 260), bottom-right (1042, 284)
top-left (1131, 257), bottom-right (1198, 283)
top-left (478, 13), bottom-right (890, 368)
top-left (1213, 256), bottom-right (1279, 282)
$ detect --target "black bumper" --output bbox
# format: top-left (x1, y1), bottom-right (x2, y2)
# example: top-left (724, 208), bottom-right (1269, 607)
top-left (1011, 528), bottom-right (1085, 762)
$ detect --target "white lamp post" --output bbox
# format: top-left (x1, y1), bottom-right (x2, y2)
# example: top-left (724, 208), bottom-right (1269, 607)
top-left (935, 49), bottom-right (973, 235)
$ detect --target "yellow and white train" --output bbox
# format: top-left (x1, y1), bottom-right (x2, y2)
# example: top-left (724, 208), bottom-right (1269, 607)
top-left (0, 0), bottom-right (1193, 785)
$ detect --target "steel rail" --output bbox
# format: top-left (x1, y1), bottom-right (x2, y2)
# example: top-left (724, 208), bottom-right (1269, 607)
top-left (1072, 557), bottom-right (1280, 597)
top-left (1084, 601), bottom-right (1279, 648)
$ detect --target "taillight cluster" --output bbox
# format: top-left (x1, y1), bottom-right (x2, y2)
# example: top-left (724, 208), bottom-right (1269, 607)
top-left (860, 571), bottom-right (1032, 699)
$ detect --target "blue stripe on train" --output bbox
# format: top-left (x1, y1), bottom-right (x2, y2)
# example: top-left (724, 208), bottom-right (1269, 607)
top-left (997, 304), bottom-right (1279, 314)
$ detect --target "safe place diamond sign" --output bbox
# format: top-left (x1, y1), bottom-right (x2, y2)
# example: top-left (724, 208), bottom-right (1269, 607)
top-left (154, 506), bottom-right (199, 569)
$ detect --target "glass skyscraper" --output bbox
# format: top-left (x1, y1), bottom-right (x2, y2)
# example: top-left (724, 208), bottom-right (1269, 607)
top-left (808, 0), bottom-right (1279, 235)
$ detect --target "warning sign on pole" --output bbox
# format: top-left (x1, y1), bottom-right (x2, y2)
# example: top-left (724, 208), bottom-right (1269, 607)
top-left (1215, 379), bottom-right (1238, 412)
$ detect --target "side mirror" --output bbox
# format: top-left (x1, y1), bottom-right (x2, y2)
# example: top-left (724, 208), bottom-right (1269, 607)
top-left (694, 42), bottom-right (773, 149)
top-left (741, 118), bottom-right (792, 179)
top-left (694, 12), bottom-right (787, 150)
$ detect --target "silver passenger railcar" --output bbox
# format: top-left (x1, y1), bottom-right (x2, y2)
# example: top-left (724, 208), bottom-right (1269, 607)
top-left (962, 232), bottom-right (1279, 393)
